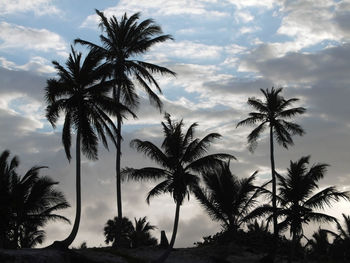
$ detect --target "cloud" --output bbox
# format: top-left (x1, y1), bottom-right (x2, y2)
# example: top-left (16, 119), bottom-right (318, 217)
top-left (0, 0), bottom-right (61, 16)
top-left (0, 56), bottom-right (56, 74)
top-left (81, 0), bottom-right (229, 28)
top-left (228, 0), bottom-right (277, 9)
top-left (0, 22), bottom-right (67, 55)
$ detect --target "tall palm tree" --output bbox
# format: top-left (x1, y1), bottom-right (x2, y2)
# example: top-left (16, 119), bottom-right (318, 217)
top-left (237, 87), bottom-right (306, 242)
top-left (194, 161), bottom-right (261, 231)
top-left (75, 10), bottom-right (176, 222)
top-left (247, 156), bottom-right (349, 262)
top-left (45, 47), bottom-right (131, 248)
top-left (123, 114), bottom-right (234, 262)
top-left (0, 150), bottom-right (70, 249)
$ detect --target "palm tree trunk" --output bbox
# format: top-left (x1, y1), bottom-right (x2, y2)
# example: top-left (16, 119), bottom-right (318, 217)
top-left (116, 114), bottom-right (122, 219)
top-left (114, 83), bottom-right (123, 248)
top-left (153, 202), bottom-right (181, 263)
top-left (270, 125), bottom-right (278, 258)
top-left (60, 131), bottom-right (82, 248)
top-left (288, 232), bottom-right (298, 263)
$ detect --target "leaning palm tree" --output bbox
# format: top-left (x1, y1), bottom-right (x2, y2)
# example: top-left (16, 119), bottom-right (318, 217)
top-left (45, 47), bottom-right (132, 248)
top-left (75, 10), bottom-right (176, 222)
top-left (237, 87), bottom-right (306, 242)
top-left (123, 114), bottom-right (234, 262)
top-left (247, 156), bottom-right (349, 262)
top-left (194, 161), bottom-right (261, 231)
top-left (0, 150), bottom-right (70, 248)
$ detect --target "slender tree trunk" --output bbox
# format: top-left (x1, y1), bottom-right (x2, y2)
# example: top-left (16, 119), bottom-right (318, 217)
top-left (153, 202), bottom-right (181, 263)
top-left (46, 131), bottom-right (81, 249)
top-left (270, 125), bottom-right (278, 259)
top-left (62, 130), bottom-right (81, 247)
top-left (114, 83), bottom-right (123, 247)
top-left (116, 113), bottom-right (122, 219)
top-left (289, 232), bottom-right (297, 263)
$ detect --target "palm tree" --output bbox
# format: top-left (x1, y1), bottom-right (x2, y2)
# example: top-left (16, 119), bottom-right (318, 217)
top-left (0, 150), bottom-right (17, 248)
top-left (194, 161), bottom-right (261, 231)
top-left (103, 216), bottom-right (157, 248)
top-left (130, 217), bottom-right (157, 248)
top-left (237, 87), bottom-right (306, 242)
top-left (323, 214), bottom-right (350, 260)
top-left (45, 47), bottom-right (131, 248)
top-left (75, 10), bottom-right (176, 223)
top-left (104, 216), bottom-right (134, 247)
top-left (123, 114), bottom-right (234, 262)
top-left (307, 228), bottom-right (331, 259)
top-left (247, 156), bottom-right (349, 262)
top-left (0, 150), bottom-right (70, 249)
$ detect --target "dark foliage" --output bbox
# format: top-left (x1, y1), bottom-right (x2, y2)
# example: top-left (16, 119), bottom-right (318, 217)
top-left (104, 216), bottom-right (157, 248)
top-left (0, 150), bottom-right (69, 249)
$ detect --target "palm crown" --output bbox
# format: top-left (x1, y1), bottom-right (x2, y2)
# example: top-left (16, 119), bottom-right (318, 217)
top-left (123, 114), bottom-right (234, 205)
top-left (0, 150), bottom-right (69, 248)
top-left (237, 87), bottom-right (306, 152)
top-left (45, 47), bottom-right (131, 161)
top-left (194, 161), bottom-right (260, 231)
top-left (75, 10), bottom-right (176, 110)
top-left (248, 156), bottom-right (349, 239)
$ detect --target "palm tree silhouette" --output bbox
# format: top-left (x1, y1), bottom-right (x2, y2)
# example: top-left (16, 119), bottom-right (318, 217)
top-left (130, 217), bottom-right (157, 248)
top-left (0, 150), bottom-right (70, 248)
top-left (307, 228), bottom-right (331, 260)
top-left (323, 213), bottom-right (350, 260)
top-left (45, 47), bottom-right (131, 248)
top-left (247, 156), bottom-right (349, 262)
top-left (123, 114), bottom-right (234, 262)
top-left (237, 87), bottom-right (306, 243)
top-left (194, 161), bottom-right (261, 231)
top-left (103, 216), bottom-right (157, 248)
top-left (75, 10), bottom-right (176, 223)
top-left (104, 216), bottom-right (134, 247)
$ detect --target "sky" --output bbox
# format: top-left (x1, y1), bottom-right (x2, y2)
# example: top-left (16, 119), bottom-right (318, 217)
top-left (1, 0), bottom-right (350, 248)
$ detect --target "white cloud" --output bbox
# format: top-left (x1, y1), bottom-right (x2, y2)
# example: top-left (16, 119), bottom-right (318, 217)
top-left (0, 22), bottom-right (67, 55)
top-left (81, 0), bottom-right (229, 28)
top-left (0, 56), bottom-right (56, 74)
top-left (147, 41), bottom-right (224, 62)
top-left (234, 10), bottom-right (254, 23)
top-left (228, 0), bottom-right (277, 9)
top-left (239, 26), bottom-right (261, 35)
top-left (0, 0), bottom-right (60, 16)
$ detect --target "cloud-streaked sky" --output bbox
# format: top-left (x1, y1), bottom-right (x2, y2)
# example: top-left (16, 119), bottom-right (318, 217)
top-left (1, 0), bottom-right (350, 248)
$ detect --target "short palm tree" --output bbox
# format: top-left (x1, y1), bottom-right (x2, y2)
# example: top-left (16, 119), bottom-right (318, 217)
top-left (0, 150), bottom-right (70, 249)
top-left (104, 216), bottom-right (134, 247)
top-left (237, 87), bottom-right (306, 241)
top-left (104, 216), bottom-right (157, 248)
top-left (247, 156), bottom-right (349, 262)
top-left (123, 114), bottom-right (234, 262)
top-left (323, 214), bottom-right (350, 260)
top-left (75, 10), bottom-right (176, 222)
top-left (194, 161), bottom-right (261, 231)
top-left (130, 216), bottom-right (157, 248)
top-left (45, 47), bottom-right (131, 248)
top-left (307, 228), bottom-right (331, 259)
